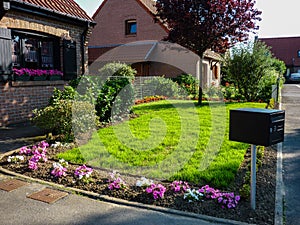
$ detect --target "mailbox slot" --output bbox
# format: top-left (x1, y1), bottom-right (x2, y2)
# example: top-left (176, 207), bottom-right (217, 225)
top-left (229, 108), bottom-right (285, 146)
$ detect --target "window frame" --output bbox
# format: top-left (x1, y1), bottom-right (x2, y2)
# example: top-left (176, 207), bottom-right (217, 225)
top-left (125, 19), bottom-right (137, 36)
top-left (11, 30), bottom-right (60, 70)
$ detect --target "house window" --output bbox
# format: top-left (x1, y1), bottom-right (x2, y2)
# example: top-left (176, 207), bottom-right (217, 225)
top-left (125, 19), bottom-right (137, 35)
top-left (11, 30), bottom-right (60, 70)
top-left (297, 50), bottom-right (300, 58)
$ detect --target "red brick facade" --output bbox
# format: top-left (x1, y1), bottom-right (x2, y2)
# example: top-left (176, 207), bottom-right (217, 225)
top-left (0, 81), bottom-right (65, 126)
top-left (0, 0), bottom-right (94, 126)
top-left (89, 0), bottom-right (168, 47)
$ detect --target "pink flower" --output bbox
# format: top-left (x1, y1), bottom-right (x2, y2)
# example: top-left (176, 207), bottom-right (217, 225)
top-left (19, 146), bottom-right (32, 155)
top-left (74, 165), bottom-right (93, 180)
top-left (146, 183), bottom-right (166, 200)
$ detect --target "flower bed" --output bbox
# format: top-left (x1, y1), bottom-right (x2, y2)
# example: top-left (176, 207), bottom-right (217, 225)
top-left (0, 141), bottom-right (277, 224)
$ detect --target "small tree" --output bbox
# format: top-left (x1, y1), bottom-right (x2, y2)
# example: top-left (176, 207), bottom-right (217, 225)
top-left (222, 41), bottom-right (286, 102)
top-left (156, 0), bottom-right (261, 104)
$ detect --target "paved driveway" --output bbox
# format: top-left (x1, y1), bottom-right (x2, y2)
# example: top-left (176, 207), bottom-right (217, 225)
top-left (281, 84), bottom-right (300, 225)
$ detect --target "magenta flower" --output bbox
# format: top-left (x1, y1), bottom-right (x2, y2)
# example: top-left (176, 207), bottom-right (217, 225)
top-left (51, 162), bottom-right (67, 178)
top-left (19, 146), bottom-right (32, 155)
top-left (108, 171), bottom-right (126, 190)
top-left (170, 180), bottom-right (190, 193)
top-left (145, 183), bottom-right (166, 200)
top-left (28, 157), bottom-right (39, 170)
top-left (13, 68), bottom-right (63, 77)
top-left (74, 165), bottom-right (93, 180)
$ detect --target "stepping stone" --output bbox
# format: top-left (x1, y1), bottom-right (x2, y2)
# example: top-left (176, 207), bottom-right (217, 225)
top-left (0, 179), bottom-right (28, 192)
top-left (27, 188), bottom-right (68, 204)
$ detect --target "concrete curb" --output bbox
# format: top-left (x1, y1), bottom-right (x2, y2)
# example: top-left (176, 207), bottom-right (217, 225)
top-left (0, 149), bottom-right (253, 225)
top-left (274, 143), bottom-right (284, 225)
top-left (274, 88), bottom-right (284, 225)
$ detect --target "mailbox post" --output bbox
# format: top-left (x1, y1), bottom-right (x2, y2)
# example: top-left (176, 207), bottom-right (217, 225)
top-left (229, 108), bottom-right (285, 210)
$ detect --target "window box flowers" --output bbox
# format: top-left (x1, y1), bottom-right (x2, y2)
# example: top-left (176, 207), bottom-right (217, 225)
top-left (13, 68), bottom-right (63, 81)
top-left (47, 69), bottom-right (63, 80)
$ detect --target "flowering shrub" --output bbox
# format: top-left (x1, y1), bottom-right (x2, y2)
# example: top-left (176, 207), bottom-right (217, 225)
top-left (108, 171), bottom-right (127, 190)
top-left (145, 183), bottom-right (166, 200)
top-left (13, 68), bottom-right (63, 77)
top-left (74, 165), bottom-right (93, 180)
top-left (7, 155), bottom-right (24, 163)
top-left (51, 162), bottom-right (67, 178)
top-left (183, 189), bottom-right (204, 202)
top-left (136, 177), bottom-right (153, 188)
top-left (170, 180), bottom-right (190, 193)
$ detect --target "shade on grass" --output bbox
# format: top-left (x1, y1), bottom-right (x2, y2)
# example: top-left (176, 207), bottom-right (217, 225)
top-left (58, 100), bottom-right (265, 188)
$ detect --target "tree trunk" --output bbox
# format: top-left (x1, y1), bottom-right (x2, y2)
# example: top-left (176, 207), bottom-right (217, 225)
top-left (197, 56), bottom-right (204, 105)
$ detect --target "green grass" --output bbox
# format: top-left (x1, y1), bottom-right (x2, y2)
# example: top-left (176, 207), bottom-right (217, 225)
top-left (58, 100), bottom-right (265, 188)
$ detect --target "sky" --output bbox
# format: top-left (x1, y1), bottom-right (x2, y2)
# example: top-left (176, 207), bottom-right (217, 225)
top-left (74, 0), bottom-right (300, 38)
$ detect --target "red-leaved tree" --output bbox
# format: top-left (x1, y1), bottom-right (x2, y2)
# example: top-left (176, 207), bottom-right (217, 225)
top-left (155, 0), bottom-right (262, 104)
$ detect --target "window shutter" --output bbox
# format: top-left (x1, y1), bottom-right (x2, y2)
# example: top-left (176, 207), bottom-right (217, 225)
top-left (63, 40), bottom-right (77, 80)
top-left (0, 28), bottom-right (12, 81)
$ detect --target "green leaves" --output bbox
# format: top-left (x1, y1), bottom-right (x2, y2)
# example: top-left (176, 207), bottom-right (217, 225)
top-left (222, 41), bottom-right (286, 102)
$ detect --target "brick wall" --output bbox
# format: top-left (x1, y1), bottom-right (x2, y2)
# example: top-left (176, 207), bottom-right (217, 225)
top-left (89, 0), bottom-right (168, 47)
top-left (0, 81), bottom-right (65, 126)
top-left (0, 9), bottom-right (92, 126)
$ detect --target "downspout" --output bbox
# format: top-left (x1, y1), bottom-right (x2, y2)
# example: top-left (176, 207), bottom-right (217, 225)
top-left (81, 22), bottom-right (90, 76)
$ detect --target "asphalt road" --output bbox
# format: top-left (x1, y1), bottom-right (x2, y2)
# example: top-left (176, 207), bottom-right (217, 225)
top-left (281, 84), bottom-right (300, 225)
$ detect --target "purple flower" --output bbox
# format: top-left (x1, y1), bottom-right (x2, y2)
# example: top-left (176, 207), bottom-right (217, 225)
top-left (19, 146), bottom-right (32, 155)
top-left (145, 183), bottom-right (166, 200)
top-left (51, 162), bottom-right (67, 177)
top-left (74, 165), bottom-right (93, 180)
top-left (170, 180), bottom-right (190, 193)
top-left (28, 157), bottom-right (38, 170)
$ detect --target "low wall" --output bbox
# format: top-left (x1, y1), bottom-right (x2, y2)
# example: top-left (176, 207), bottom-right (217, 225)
top-left (0, 81), bottom-right (66, 126)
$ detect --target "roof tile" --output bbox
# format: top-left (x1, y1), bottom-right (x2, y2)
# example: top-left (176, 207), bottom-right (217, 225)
top-left (12, 0), bottom-right (93, 22)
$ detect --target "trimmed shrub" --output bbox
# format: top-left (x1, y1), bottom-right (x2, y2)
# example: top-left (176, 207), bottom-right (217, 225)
top-left (143, 76), bottom-right (183, 98)
top-left (95, 63), bottom-right (136, 122)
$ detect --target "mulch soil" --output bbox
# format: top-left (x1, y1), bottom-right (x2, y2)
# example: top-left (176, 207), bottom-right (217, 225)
top-left (0, 144), bottom-right (277, 225)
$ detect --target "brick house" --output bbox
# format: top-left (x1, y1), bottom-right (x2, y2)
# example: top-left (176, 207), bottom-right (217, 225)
top-left (0, 0), bottom-right (95, 126)
top-left (88, 0), bottom-right (221, 87)
top-left (259, 36), bottom-right (300, 76)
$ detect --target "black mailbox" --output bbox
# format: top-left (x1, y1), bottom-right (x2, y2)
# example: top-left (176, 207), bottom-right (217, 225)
top-left (229, 108), bottom-right (285, 146)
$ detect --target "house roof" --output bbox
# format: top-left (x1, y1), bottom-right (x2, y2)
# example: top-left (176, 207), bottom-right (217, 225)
top-left (260, 36), bottom-right (300, 67)
top-left (139, 0), bottom-right (157, 14)
top-left (90, 40), bottom-right (203, 77)
top-left (10, 0), bottom-right (93, 22)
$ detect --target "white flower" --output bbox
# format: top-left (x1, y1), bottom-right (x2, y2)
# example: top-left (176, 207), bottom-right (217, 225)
top-left (7, 155), bottom-right (25, 163)
top-left (136, 177), bottom-right (154, 187)
top-left (184, 189), bottom-right (204, 202)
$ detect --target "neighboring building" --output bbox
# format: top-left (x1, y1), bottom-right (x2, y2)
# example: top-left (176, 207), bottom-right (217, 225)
top-left (89, 0), bottom-right (221, 86)
top-left (0, 0), bottom-right (95, 126)
top-left (260, 36), bottom-right (300, 76)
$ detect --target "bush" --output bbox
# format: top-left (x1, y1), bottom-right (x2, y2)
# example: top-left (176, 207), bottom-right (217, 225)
top-left (49, 86), bottom-right (76, 105)
top-left (144, 76), bottom-right (183, 98)
top-left (172, 74), bottom-right (198, 98)
top-left (95, 63), bottom-right (136, 122)
top-left (221, 83), bottom-right (245, 101)
top-left (257, 71), bottom-right (285, 102)
top-left (32, 100), bottom-right (99, 142)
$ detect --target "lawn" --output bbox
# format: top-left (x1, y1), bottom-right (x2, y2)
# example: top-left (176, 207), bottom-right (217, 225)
top-left (58, 100), bottom-right (265, 188)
